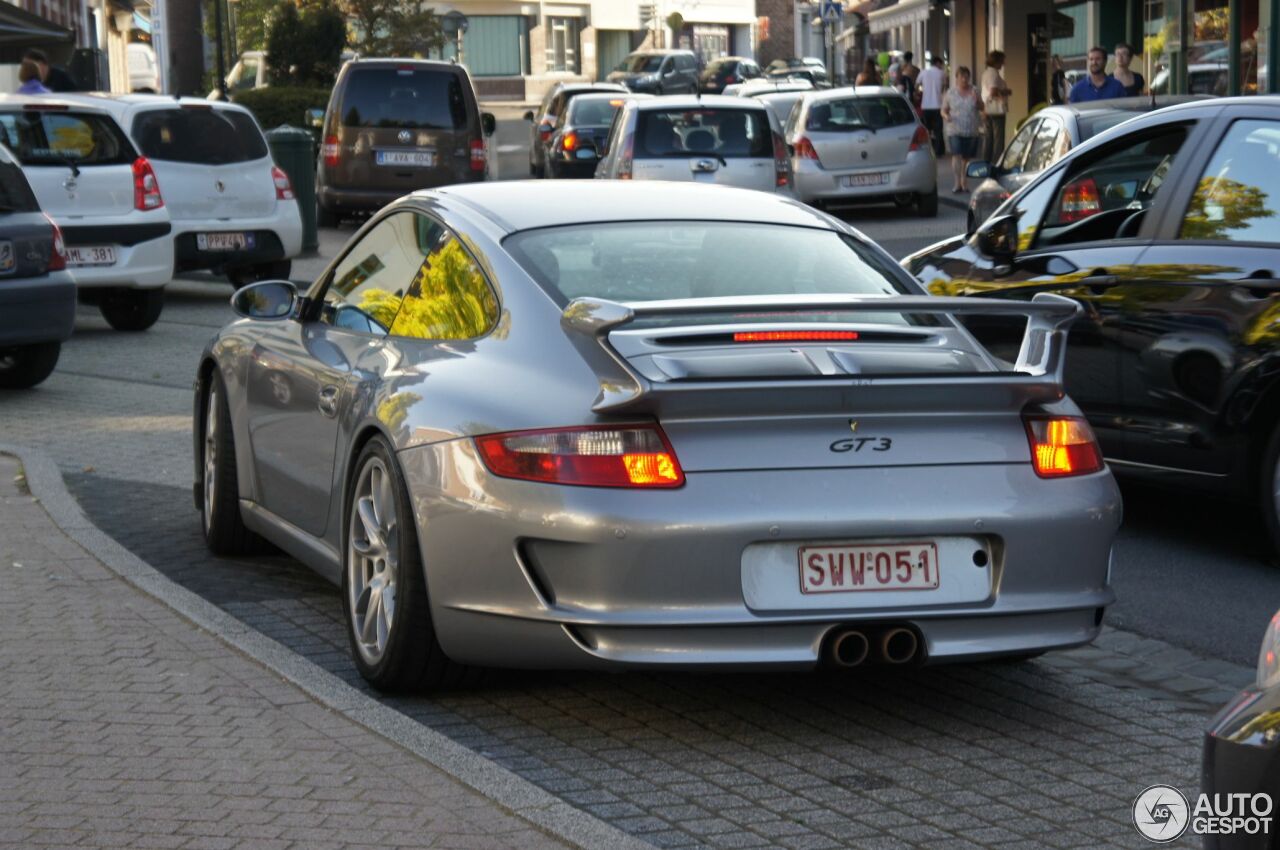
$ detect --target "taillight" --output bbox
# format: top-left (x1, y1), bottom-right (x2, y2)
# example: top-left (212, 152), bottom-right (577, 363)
top-left (271, 165), bottom-right (294, 200)
top-left (617, 131), bottom-right (634, 180)
top-left (734, 330), bottom-right (859, 343)
top-left (1057, 177), bottom-right (1100, 223)
top-left (908, 123), bottom-right (930, 152)
top-left (1024, 416), bottom-right (1104, 478)
top-left (132, 156), bottom-right (163, 210)
top-left (794, 136), bottom-right (821, 164)
top-left (322, 135), bottom-right (340, 168)
top-left (772, 132), bottom-right (790, 187)
top-left (470, 138), bottom-right (486, 172)
top-left (562, 131), bottom-right (578, 152)
top-left (45, 213), bottom-right (66, 272)
top-left (475, 424), bottom-right (684, 489)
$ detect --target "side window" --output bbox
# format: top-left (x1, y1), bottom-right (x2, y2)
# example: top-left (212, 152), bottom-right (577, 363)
top-left (1023, 116), bottom-right (1063, 173)
top-left (1005, 174), bottom-right (1060, 252)
top-left (660, 58), bottom-right (673, 75)
top-left (388, 228), bottom-right (498, 341)
top-left (999, 119), bottom-right (1038, 172)
top-left (321, 212), bottom-right (432, 334)
top-left (1180, 119), bottom-right (1280, 243)
top-left (548, 94), bottom-right (566, 118)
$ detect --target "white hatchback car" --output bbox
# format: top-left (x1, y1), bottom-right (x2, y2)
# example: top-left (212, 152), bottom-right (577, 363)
top-left (64, 95), bottom-right (302, 287)
top-left (0, 95), bottom-right (173, 331)
top-left (595, 95), bottom-right (791, 194)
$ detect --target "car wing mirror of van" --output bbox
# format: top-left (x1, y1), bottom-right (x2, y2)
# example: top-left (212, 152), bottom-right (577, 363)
top-left (975, 213), bottom-right (1018, 268)
top-left (522, 110), bottom-right (535, 122)
top-left (966, 160), bottom-right (992, 180)
top-left (231, 280), bottom-right (298, 321)
top-left (481, 112), bottom-right (496, 137)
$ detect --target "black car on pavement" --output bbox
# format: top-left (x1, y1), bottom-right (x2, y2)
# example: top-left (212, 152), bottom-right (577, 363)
top-left (524, 82), bottom-right (626, 178)
top-left (903, 97), bottom-right (1280, 554)
top-left (964, 96), bottom-right (1209, 234)
top-left (544, 92), bottom-right (646, 179)
top-left (699, 56), bottom-right (762, 93)
top-left (0, 141), bottom-right (73, 389)
top-left (606, 49), bottom-right (700, 95)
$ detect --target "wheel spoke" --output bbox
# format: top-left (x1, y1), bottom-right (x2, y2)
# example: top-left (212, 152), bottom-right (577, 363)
top-left (376, 595), bottom-right (389, 650)
top-left (356, 497), bottom-right (384, 553)
top-left (360, 587), bottom-right (380, 645)
top-left (381, 583), bottom-right (395, 630)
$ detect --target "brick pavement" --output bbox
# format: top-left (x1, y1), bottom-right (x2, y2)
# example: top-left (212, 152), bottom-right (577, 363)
top-left (0, 455), bottom-right (570, 850)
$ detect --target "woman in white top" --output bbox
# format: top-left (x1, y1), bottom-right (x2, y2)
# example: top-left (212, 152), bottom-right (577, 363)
top-left (942, 66), bottom-right (984, 193)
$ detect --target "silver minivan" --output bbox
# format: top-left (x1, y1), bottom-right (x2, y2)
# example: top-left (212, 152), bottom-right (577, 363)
top-left (594, 95), bottom-right (790, 194)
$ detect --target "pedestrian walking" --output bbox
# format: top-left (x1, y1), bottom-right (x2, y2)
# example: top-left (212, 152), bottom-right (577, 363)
top-left (1050, 55), bottom-right (1069, 105)
top-left (942, 66), bottom-right (983, 193)
top-left (1113, 42), bottom-right (1145, 96)
top-left (1069, 46), bottom-right (1127, 102)
top-left (22, 49), bottom-right (77, 92)
top-left (856, 58), bottom-right (881, 87)
top-left (898, 51), bottom-right (919, 102)
top-left (918, 56), bottom-right (946, 155)
top-left (16, 60), bottom-right (50, 94)
top-left (981, 51), bottom-right (1011, 165)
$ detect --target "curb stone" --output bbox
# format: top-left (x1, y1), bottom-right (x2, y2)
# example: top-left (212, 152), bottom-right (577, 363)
top-left (0, 442), bottom-right (654, 850)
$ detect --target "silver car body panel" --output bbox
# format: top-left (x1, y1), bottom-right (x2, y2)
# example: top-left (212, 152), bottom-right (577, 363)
top-left (195, 180), bottom-right (1121, 670)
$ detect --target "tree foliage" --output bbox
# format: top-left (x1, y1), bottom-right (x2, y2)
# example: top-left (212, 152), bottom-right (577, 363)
top-left (1181, 177), bottom-right (1274, 241)
top-left (266, 0), bottom-right (346, 87)
top-left (343, 0), bottom-right (445, 56)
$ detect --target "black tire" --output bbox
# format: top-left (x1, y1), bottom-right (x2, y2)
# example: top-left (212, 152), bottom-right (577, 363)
top-left (342, 437), bottom-right (471, 692)
top-left (966, 210), bottom-right (977, 235)
top-left (200, 373), bottom-right (268, 556)
top-left (0, 342), bottom-right (60, 389)
top-left (1260, 425), bottom-right (1280, 560)
top-left (531, 160), bottom-right (545, 178)
top-left (917, 189), bottom-right (939, 218)
top-left (317, 202), bottom-right (339, 228)
top-left (99, 287), bottom-right (164, 332)
top-left (227, 260), bottom-right (292, 289)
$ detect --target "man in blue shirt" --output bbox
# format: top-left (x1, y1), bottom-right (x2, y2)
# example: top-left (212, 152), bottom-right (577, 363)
top-left (1070, 46), bottom-right (1127, 102)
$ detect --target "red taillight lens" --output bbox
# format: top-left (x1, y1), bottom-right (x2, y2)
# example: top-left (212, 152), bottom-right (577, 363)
top-left (1056, 177), bottom-right (1101, 223)
top-left (538, 122), bottom-right (554, 143)
top-left (617, 131), bottom-right (634, 180)
top-left (908, 123), bottom-right (930, 152)
top-left (562, 131), bottom-right (578, 152)
top-left (1024, 416), bottom-right (1104, 478)
top-left (44, 213), bottom-right (66, 272)
top-left (734, 330), bottom-right (859, 343)
top-left (322, 135), bottom-right (340, 168)
top-left (773, 132), bottom-right (790, 187)
top-left (132, 156), bottom-right (163, 210)
top-left (794, 136), bottom-right (821, 164)
top-left (271, 165), bottom-right (294, 200)
top-left (470, 138), bottom-right (486, 172)
top-left (475, 425), bottom-right (684, 488)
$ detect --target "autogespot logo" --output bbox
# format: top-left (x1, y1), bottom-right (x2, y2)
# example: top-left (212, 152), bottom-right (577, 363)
top-left (1134, 785), bottom-right (1190, 843)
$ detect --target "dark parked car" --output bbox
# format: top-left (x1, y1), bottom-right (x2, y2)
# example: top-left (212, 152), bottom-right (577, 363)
top-left (699, 56), bottom-right (762, 93)
top-left (903, 97), bottom-right (1280, 553)
top-left (965, 96), bottom-right (1208, 234)
top-left (544, 92), bottom-right (645, 179)
top-left (524, 82), bottom-right (627, 178)
top-left (606, 49), bottom-right (699, 95)
top-left (0, 142), bottom-right (74, 389)
top-left (316, 58), bottom-right (496, 225)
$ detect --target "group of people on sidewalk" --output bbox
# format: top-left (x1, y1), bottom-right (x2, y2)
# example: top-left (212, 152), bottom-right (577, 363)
top-left (15, 48), bottom-right (77, 94)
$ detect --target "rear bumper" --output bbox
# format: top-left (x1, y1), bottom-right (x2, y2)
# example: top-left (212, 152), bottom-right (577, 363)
top-left (0, 271), bottom-right (76, 345)
top-left (547, 158), bottom-right (599, 179)
top-left (55, 219), bottom-right (173, 289)
top-left (400, 442), bottom-right (1121, 670)
top-left (793, 151), bottom-right (936, 204)
top-left (171, 207), bottom-right (303, 272)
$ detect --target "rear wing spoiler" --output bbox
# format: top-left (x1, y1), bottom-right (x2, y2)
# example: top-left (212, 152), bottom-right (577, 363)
top-left (561, 293), bottom-right (1081, 414)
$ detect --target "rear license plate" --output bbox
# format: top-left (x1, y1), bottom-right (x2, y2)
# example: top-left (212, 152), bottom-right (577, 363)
top-left (66, 245), bottom-right (117, 266)
top-left (799, 541), bottom-right (940, 594)
top-left (844, 172), bottom-right (890, 187)
top-left (197, 232), bottom-right (255, 252)
top-left (376, 150), bottom-right (435, 167)
top-left (0, 240), bottom-right (13, 274)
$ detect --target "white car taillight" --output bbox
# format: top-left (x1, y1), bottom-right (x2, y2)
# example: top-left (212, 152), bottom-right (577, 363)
top-left (132, 156), bottom-right (163, 210)
top-left (44, 213), bottom-right (67, 272)
top-left (908, 124), bottom-right (930, 152)
top-left (793, 136), bottom-right (821, 165)
top-left (271, 165), bottom-right (294, 200)
top-left (773, 131), bottom-right (790, 187)
top-left (475, 424), bottom-right (684, 488)
top-left (617, 131), bottom-right (634, 180)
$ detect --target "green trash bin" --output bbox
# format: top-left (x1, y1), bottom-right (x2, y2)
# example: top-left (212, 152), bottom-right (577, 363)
top-left (265, 125), bottom-right (318, 254)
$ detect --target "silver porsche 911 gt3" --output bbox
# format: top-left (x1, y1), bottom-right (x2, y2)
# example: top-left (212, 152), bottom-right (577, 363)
top-left (193, 181), bottom-right (1121, 691)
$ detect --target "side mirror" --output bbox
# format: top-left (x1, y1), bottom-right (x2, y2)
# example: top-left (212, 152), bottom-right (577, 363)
top-left (575, 141), bottom-right (599, 161)
top-left (231, 280), bottom-right (297, 320)
top-left (966, 160), bottom-right (992, 180)
top-left (481, 112), bottom-right (496, 137)
top-left (522, 110), bottom-right (535, 122)
top-left (305, 107), bottom-right (324, 129)
top-left (975, 213), bottom-right (1018, 266)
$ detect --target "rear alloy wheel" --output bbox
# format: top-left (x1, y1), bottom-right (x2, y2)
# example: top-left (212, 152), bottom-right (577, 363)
top-left (343, 437), bottom-right (470, 691)
top-left (227, 260), bottom-right (292, 289)
top-left (201, 374), bottom-right (268, 556)
top-left (99, 287), bottom-right (164, 332)
top-left (917, 189), bottom-right (939, 218)
top-left (0, 342), bottom-right (60, 389)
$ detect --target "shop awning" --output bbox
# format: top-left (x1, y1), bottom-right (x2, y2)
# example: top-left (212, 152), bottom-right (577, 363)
top-left (868, 0), bottom-right (931, 34)
top-left (0, 2), bottom-right (73, 62)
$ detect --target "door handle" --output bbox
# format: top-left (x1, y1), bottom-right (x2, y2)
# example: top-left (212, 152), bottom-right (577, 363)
top-left (318, 385), bottom-right (340, 418)
top-left (1234, 273), bottom-right (1280, 296)
top-left (1078, 273), bottom-right (1118, 295)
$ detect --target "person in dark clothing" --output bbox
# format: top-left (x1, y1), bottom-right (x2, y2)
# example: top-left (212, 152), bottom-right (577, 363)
top-left (897, 51), bottom-right (918, 103)
top-left (1050, 55), bottom-right (1068, 105)
top-left (23, 49), bottom-right (78, 92)
top-left (1113, 42), bottom-right (1145, 96)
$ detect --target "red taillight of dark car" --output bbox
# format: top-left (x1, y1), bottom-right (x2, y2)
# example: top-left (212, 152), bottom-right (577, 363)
top-left (475, 424), bottom-right (685, 488)
top-left (322, 135), bottom-right (341, 168)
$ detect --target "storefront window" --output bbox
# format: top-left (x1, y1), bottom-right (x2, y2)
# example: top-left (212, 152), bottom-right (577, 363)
top-left (545, 17), bottom-right (580, 74)
top-left (1145, 0), bottom-right (1182, 94)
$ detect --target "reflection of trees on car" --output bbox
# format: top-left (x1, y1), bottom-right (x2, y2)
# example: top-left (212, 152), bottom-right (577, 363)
top-left (356, 288), bottom-right (402, 329)
top-left (1181, 177), bottom-right (1274, 240)
top-left (354, 239), bottom-right (496, 340)
top-left (376, 392), bottom-right (422, 431)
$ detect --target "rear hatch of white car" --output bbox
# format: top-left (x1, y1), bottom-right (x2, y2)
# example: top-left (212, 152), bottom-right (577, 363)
top-left (630, 105), bottom-right (786, 192)
top-left (803, 93), bottom-right (920, 172)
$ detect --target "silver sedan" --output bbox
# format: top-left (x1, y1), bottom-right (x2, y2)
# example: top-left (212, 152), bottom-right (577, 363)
top-left (194, 181), bottom-right (1120, 691)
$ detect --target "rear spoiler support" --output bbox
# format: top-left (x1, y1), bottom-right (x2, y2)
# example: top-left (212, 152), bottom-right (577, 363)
top-left (561, 293), bottom-right (1082, 414)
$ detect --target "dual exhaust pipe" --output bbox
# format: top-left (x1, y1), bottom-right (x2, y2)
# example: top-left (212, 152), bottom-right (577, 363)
top-left (828, 626), bottom-right (920, 668)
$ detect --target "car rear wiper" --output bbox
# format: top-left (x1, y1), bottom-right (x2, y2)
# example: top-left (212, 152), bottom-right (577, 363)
top-left (61, 157), bottom-right (80, 178)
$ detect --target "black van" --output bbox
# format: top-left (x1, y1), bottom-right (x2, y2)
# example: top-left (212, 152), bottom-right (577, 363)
top-left (316, 58), bottom-right (496, 226)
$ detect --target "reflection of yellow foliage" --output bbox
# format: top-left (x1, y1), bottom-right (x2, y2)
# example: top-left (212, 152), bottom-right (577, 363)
top-left (1246, 300), bottom-right (1280, 346)
top-left (1182, 177), bottom-right (1273, 240)
top-left (389, 239), bottom-right (496, 340)
top-left (50, 123), bottom-right (94, 158)
top-left (356, 288), bottom-right (402, 329)
top-left (376, 392), bottom-right (421, 431)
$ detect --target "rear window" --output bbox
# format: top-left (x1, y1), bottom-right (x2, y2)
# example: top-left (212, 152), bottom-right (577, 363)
top-left (620, 55), bottom-right (663, 73)
top-left (0, 147), bottom-right (39, 212)
top-left (568, 97), bottom-right (624, 127)
top-left (806, 96), bottom-right (915, 132)
top-left (0, 110), bottom-right (134, 166)
top-left (706, 60), bottom-right (739, 74)
top-left (1077, 110), bottom-right (1139, 140)
top-left (132, 108), bottom-right (268, 164)
top-left (505, 222), bottom-right (910, 326)
top-left (635, 108), bottom-right (772, 159)
top-left (341, 67), bottom-right (468, 130)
